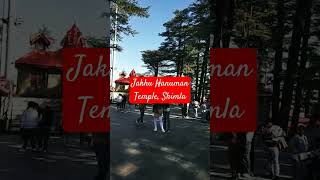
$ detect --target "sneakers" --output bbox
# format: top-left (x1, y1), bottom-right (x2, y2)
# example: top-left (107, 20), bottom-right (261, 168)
top-left (153, 128), bottom-right (157, 132)
top-left (161, 129), bottom-right (166, 133)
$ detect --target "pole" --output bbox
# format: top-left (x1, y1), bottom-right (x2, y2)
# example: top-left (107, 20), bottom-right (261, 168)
top-left (4, 0), bottom-right (14, 79)
top-left (111, 3), bottom-right (118, 88)
top-left (0, 0), bottom-right (6, 75)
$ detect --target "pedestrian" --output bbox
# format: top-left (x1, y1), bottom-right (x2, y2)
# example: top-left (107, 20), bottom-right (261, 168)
top-left (136, 104), bottom-right (146, 124)
top-left (116, 94), bottom-right (123, 111)
top-left (163, 104), bottom-right (171, 132)
top-left (20, 101), bottom-right (40, 151)
top-left (226, 132), bottom-right (241, 180)
top-left (122, 95), bottom-right (127, 110)
top-left (201, 100), bottom-right (208, 121)
top-left (289, 124), bottom-right (309, 180)
top-left (92, 133), bottom-right (110, 180)
top-left (193, 100), bottom-right (200, 118)
top-left (153, 104), bottom-right (165, 132)
top-left (239, 132), bottom-right (254, 179)
top-left (261, 120), bottom-right (287, 180)
top-left (37, 105), bottom-right (53, 152)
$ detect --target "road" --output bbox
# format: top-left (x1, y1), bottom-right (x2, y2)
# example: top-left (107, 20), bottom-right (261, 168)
top-left (0, 105), bottom-right (210, 180)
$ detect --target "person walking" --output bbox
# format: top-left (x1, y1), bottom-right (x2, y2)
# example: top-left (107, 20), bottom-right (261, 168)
top-left (289, 124), bottom-right (309, 180)
top-left (261, 120), bottom-right (287, 180)
top-left (239, 132), bottom-right (254, 179)
top-left (20, 101), bottom-right (40, 151)
top-left (37, 105), bottom-right (53, 152)
top-left (226, 132), bottom-right (241, 180)
top-left (122, 95), bottom-right (127, 110)
top-left (163, 104), bottom-right (171, 132)
top-left (193, 100), bottom-right (200, 118)
top-left (136, 104), bottom-right (146, 124)
top-left (153, 104), bottom-right (165, 132)
top-left (116, 94), bottom-right (123, 111)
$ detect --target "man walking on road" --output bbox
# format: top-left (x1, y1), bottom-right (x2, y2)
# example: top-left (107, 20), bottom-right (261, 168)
top-left (261, 120), bottom-right (286, 180)
top-left (136, 104), bottom-right (146, 124)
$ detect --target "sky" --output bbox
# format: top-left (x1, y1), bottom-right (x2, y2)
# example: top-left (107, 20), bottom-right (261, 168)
top-left (1, 0), bottom-right (195, 83)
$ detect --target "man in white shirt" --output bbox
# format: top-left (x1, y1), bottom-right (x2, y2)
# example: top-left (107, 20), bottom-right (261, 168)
top-left (21, 101), bottom-right (40, 150)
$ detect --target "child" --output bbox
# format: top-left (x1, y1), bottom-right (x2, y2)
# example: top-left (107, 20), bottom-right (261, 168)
top-left (153, 104), bottom-right (165, 132)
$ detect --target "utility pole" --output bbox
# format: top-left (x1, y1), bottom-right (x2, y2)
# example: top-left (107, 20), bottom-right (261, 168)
top-left (4, 0), bottom-right (15, 79)
top-left (111, 3), bottom-right (118, 88)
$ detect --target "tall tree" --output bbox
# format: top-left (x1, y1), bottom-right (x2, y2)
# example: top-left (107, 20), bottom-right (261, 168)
top-left (141, 50), bottom-right (167, 77)
top-left (272, 0), bottom-right (285, 123)
top-left (279, 0), bottom-right (311, 130)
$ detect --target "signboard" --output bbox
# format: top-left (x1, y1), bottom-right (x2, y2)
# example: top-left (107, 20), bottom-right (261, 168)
top-left (129, 76), bottom-right (191, 104)
top-left (210, 48), bottom-right (257, 132)
top-left (62, 48), bottom-right (110, 132)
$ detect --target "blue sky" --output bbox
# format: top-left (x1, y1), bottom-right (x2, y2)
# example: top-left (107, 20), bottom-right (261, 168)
top-left (115, 0), bottom-right (194, 77)
top-left (4, 0), bottom-right (194, 82)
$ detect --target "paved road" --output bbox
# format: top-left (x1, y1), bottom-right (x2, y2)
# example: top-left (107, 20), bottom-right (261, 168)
top-left (0, 105), bottom-right (210, 180)
top-left (110, 105), bottom-right (210, 180)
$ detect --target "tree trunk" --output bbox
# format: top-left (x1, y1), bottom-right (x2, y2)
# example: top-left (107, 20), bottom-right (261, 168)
top-left (304, 89), bottom-right (312, 117)
top-left (292, 0), bottom-right (312, 129)
top-left (195, 51), bottom-right (200, 101)
top-left (272, 0), bottom-right (285, 123)
top-left (279, 0), bottom-right (306, 131)
top-left (199, 46), bottom-right (209, 103)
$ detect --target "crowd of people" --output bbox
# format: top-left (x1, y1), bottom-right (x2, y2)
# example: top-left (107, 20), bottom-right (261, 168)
top-left (219, 115), bottom-right (320, 180)
top-left (134, 100), bottom-right (211, 133)
top-left (20, 101), bottom-right (53, 152)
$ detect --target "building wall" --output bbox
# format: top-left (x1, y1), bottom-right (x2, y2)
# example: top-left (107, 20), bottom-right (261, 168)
top-left (16, 68), bottom-right (61, 98)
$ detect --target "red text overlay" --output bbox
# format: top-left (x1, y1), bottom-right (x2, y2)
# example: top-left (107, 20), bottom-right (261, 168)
top-left (129, 77), bottom-right (191, 104)
top-left (62, 48), bottom-right (110, 132)
top-left (210, 48), bottom-right (257, 132)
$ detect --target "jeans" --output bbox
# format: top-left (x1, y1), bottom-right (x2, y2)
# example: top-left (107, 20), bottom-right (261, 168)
top-left (138, 109), bottom-right (145, 123)
top-left (153, 116), bottom-right (164, 131)
top-left (21, 128), bottom-right (36, 149)
top-left (163, 111), bottom-right (170, 131)
top-left (266, 147), bottom-right (280, 177)
top-left (241, 142), bottom-right (252, 174)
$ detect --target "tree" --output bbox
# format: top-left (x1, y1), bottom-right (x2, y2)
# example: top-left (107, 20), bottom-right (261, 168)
top-left (141, 50), bottom-right (167, 77)
top-left (279, 0), bottom-right (312, 130)
top-left (90, 0), bottom-right (150, 49)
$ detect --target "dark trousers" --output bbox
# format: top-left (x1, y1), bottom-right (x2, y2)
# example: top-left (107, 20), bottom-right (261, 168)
top-left (163, 111), bottom-right (170, 131)
top-left (228, 144), bottom-right (241, 175)
top-left (22, 128), bottom-right (36, 149)
top-left (93, 143), bottom-right (110, 180)
top-left (38, 128), bottom-right (50, 150)
top-left (138, 109), bottom-right (145, 123)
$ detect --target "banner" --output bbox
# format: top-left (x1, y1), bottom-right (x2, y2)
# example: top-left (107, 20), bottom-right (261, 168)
top-left (210, 48), bottom-right (257, 132)
top-left (62, 48), bottom-right (110, 132)
top-left (129, 76), bottom-right (191, 104)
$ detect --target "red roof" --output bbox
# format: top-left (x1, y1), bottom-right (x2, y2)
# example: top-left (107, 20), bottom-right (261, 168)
top-left (129, 69), bottom-right (136, 77)
top-left (15, 24), bottom-right (86, 70)
top-left (15, 50), bottom-right (62, 70)
top-left (115, 77), bottom-right (130, 85)
top-left (61, 24), bottom-right (85, 48)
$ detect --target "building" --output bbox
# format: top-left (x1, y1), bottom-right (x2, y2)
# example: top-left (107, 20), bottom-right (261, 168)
top-left (3, 24), bottom-right (85, 132)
